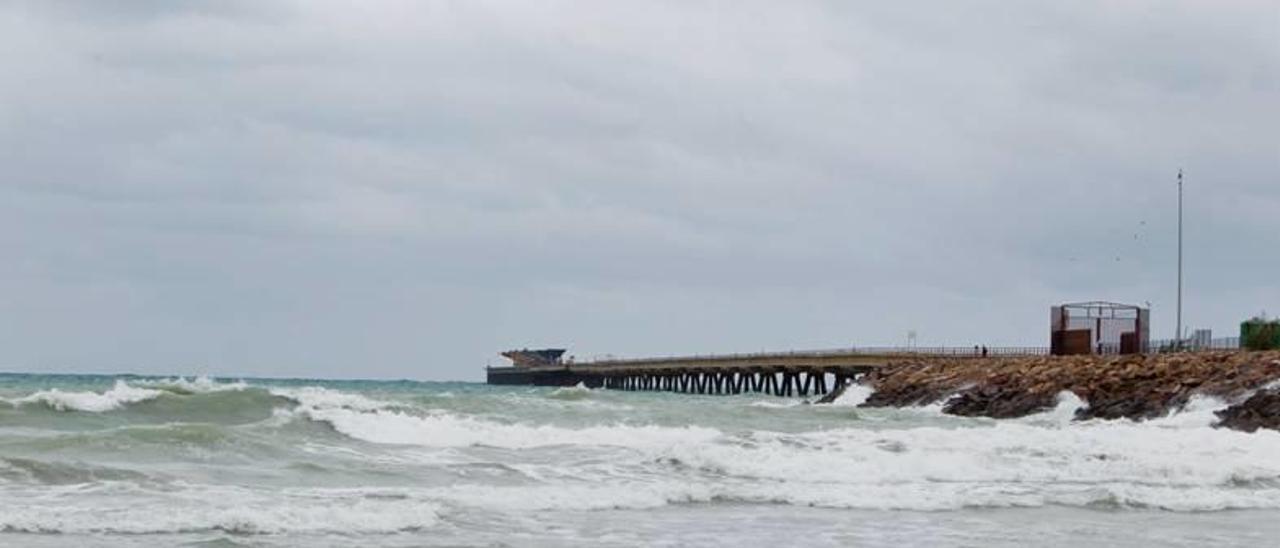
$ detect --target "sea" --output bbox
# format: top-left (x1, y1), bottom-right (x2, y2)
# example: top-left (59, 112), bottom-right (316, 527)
top-left (1, 373), bottom-right (1278, 547)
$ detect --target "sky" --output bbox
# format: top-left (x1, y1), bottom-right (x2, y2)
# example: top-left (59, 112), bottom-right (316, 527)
top-left (1, 1), bottom-right (1277, 380)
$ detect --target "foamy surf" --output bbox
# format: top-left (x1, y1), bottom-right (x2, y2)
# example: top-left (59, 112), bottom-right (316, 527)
top-left (270, 385), bottom-right (399, 412)
top-left (298, 404), bottom-right (724, 449)
top-left (134, 375), bottom-right (250, 394)
top-left (9, 380), bottom-right (164, 413)
top-left (0, 486), bottom-right (441, 535)
top-left (827, 382), bottom-right (874, 406)
top-left (548, 382), bottom-right (593, 400)
top-left (3, 373), bottom-right (1279, 547)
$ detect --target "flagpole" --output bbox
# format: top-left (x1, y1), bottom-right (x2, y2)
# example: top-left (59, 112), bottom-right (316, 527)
top-left (1176, 169), bottom-right (1183, 350)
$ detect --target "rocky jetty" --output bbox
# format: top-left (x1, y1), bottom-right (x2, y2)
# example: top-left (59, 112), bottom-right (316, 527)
top-left (856, 350), bottom-right (1280, 431)
top-left (1215, 389), bottom-right (1280, 432)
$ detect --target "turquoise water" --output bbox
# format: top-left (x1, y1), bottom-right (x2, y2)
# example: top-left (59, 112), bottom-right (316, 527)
top-left (1, 372), bottom-right (1278, 547)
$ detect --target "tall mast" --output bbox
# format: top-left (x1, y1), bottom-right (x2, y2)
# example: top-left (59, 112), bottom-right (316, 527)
top-left (1176, 169), bottom-right (1183, 349)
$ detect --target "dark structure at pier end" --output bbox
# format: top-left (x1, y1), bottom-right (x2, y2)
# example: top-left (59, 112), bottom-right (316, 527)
top-left (1050, 301), bottom-right (1150, 356)
top-left (500, 349), bottom-right (566, 368)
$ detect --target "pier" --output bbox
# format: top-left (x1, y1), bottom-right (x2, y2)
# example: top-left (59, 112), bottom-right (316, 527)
top-left (486, 346), bottom-right (1046, 397)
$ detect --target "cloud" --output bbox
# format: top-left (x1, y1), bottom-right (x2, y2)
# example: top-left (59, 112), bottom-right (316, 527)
top-left (0, 0), bottom-right (1276, 378)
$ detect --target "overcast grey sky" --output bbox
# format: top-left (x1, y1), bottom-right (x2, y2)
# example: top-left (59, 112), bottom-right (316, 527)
top-left (1, 1), bottom-right (1276, 380)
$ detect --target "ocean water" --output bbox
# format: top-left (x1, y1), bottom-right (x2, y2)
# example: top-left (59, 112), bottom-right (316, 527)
top-left (1, 373), bottom-right (1278, 547)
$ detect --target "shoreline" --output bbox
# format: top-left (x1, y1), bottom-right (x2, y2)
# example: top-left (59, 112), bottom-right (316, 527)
top-left (846, 350), bottom-right (1280, 431)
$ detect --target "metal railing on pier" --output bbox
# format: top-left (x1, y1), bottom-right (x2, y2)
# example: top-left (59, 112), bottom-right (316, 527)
top-left (575, 345), bottom-right (1051, 367)
top-left (1150, 337), bottom-right (1240, 353)
top-left (572, 338), bottom-right (1245, 366)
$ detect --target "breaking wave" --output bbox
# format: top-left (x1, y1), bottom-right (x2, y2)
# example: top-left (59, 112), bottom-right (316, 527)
top-left (1, 376), bottom-right (253, 414)
top-left (9, 380), bottom-right (166, 413)
top-left (827, 382), bottom-right (875, 406)
top-left (0, 488), bottom-right (441, 535)
top-left (253, 383), bottom-right (1280, 511)
top-left (547, 383), bottom-right (593, 400)
top-left (294, 404), bottom-right (723, 450)
top-left (3, 374), bottom-right (1280, 535)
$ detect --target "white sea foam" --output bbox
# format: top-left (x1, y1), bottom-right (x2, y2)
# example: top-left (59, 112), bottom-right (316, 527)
top-left (0, 486), bottom-right (440, 535)
top-left (3, 376), bottom-right (252, 413)
top-left (748, 400), bottom-right (804, 408)
top-left (270, 384), bottom-right (720, 449)
top-left (745, 382), bottom-right (871, 408)
top-left (1147, 394), bottom-right (1232, 428)
top-left (266, 384), bottom-right (1280, 511)
top-left (135, 375), bottom-right (249, 394)
top-left (304, 405), bottom-right (723, 449)
top-left (644, 418), bottom-right (1280, 510)
top-left (10, 380), bottom-right (164, 413)
top-left (412, 475), bottom-right (1280, 513)
top-left (828, 382), bottom-right (875, 406)
top-left (1014, 391), bottom-right (1087, 427)
top-left (548, 383), bottom-right (593, 400)
top-left (6, 376), bottom-right (1279, 538)
top-left (270, 385), bottom-right (398, 412)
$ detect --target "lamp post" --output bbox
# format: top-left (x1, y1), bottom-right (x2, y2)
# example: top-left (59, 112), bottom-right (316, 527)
top-left (1176, 169), bottom-right (1183, 350)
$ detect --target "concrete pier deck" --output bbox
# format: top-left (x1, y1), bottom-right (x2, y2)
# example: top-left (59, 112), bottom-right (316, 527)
top-left (486, 347), bottom-right (1046, 397)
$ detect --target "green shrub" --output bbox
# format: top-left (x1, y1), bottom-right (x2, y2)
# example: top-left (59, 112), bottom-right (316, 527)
top-left (1242, 318), bottom-right (1280, 351)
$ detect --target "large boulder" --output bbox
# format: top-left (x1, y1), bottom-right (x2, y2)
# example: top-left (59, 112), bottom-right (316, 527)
top-left (1214, 389), bottom-right (1280, 432)
top-left (942, 386), bottom-right (1056, 418)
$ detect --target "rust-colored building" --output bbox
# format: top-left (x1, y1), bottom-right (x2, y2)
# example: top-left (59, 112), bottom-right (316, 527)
top-left (1051, 302), bottom-right (1150, 355)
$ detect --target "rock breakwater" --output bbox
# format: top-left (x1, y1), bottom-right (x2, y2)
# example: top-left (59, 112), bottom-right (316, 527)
top-left (854, 351), bottom-right (1280, 431)
top-left (1215, 389), bottom-right (1280, 432)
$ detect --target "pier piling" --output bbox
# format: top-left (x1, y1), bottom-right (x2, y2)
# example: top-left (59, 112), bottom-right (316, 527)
top-left (494, 366), bottom-right (872, 398)
top-left (486, 348), bottom-right (1025, 397)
